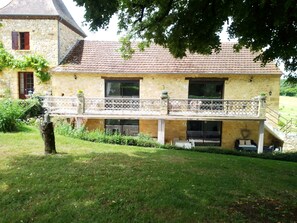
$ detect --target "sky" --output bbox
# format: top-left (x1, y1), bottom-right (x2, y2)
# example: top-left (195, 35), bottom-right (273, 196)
top-left (62, 0), bottom-right (233, 42)
top-left (62, 0), bottom-right (119, 41)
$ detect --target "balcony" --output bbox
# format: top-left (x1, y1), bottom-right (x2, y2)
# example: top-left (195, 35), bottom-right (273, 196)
top-left (41, 96), bottom-right (265, 121)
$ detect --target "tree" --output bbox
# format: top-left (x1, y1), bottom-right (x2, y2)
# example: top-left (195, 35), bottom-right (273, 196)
top-left (73, 0), bottom-right (297, 77)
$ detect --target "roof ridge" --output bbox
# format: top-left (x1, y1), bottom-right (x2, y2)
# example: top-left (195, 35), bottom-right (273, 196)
top-left (0, 0), bottom-right (86, 37)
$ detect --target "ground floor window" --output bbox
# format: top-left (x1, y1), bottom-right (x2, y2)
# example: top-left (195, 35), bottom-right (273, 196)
top-left (18, 72), bottom-right (34, 99)
top-left (105, 119), bottom-right (139, 136)
top-left (187, 121), bottom-right (222, 146)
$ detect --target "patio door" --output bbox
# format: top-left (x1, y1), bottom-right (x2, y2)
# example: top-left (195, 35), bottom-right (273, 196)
top-left (18, 72), bottom-right (34, 99)
top-left (188, 80), bottom-right (224, 99)
top-left (105, 80), bottom-right (140, 110)
top-left (187, 121), bottom-right (222, 146)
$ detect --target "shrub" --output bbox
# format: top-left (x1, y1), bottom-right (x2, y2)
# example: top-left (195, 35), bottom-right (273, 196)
top-left (55, 122), bottom-right (161, 148)
top-left (21, 97), bottom-right (43, 119)
top-left (0, 98), bottom-right (41, 132)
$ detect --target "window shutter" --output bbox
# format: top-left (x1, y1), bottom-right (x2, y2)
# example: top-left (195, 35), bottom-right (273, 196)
top-left (24, 32), bottom-right (30, 50)
top-left (12, 32), bottom-right (19, 50)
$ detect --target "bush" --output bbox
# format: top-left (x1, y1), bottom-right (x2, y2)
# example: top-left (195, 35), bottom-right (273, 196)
top-left (0, 98), bottom-right (41, 132)
top-left (21, 97), bottom-right (43, 119)
top-left (55, 122), bottom-right (161, 148)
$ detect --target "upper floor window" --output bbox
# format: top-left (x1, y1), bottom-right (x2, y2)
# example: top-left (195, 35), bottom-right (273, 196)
top-left (105, 80), bottom-right (139, 98)
top-left (12, 32), bottom-right (30, 50)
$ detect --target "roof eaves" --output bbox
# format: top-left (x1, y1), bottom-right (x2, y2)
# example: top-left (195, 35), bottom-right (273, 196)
top-left (51, 69), bottom-right (282, 76)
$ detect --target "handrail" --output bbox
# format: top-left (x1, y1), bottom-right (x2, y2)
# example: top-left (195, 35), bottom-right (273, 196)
top-left (266, 106), bottom-right (293, 135)
top-left (40, 96), bottom-right (262, 119)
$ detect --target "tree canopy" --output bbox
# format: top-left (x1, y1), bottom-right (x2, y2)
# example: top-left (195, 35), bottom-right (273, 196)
top-left (74, 0), bottom-right (297, 76)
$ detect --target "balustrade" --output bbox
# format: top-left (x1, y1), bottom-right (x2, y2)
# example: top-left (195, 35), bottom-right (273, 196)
top-left (41, 96), bottom-right (261, 118)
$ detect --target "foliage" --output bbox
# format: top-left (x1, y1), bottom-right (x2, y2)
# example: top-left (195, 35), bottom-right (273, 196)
top-left (280, 79), bottom-right (297, 97)
top-left (0, 42), bottom-right (50, 82)
top-left (55, 122), bottom-right (161, 148)
top-left (0, 98), bottom-right (41, 132)
top-left (74, 0), bottom-right (297, 77)
top-left (0, 128), bottom-right (296, 222)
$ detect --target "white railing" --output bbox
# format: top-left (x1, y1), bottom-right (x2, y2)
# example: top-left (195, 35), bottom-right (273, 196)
top-left (85, 97), bottom-right (161, 115)
top-left (169, 99), bottom-right (259, 117)
top-left (41, 96), bottom-right (261, 118)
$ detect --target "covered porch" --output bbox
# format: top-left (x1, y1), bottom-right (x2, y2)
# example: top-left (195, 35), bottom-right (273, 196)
top-left (41, 95), bottom-right (266, 153)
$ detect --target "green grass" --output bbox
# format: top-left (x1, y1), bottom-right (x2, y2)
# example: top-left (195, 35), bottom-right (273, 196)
top-left (1, 127), bottom-right (297, 222)
top-left (279, 96), bottom-right (297, 132)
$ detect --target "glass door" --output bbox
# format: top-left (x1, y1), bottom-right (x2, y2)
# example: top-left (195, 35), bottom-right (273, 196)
top-left (18, 72), bottom-right (34, 99)
top-left (187, 121), bottom-right (222, 146)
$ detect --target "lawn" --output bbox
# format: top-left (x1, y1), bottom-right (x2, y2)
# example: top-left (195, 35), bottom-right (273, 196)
top-left (0, 127), bottom-right (297, 222)
top-left (279, 96), bottom-right (297, 131)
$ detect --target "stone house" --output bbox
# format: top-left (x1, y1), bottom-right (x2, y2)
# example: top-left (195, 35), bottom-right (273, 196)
top-left (0, 0), bottom-right (283, 152)
top-left (0, 0), bottom-right (86, 98)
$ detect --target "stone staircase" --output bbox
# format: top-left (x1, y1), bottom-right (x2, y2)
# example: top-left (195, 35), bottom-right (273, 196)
top-left (265, 106), bottom-right (297, 152)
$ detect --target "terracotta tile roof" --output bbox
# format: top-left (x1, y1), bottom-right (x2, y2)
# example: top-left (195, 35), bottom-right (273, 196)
top-left (0, 0), bottom-right (86, 37)
top-left (53, 40), bottom-right (281, 75)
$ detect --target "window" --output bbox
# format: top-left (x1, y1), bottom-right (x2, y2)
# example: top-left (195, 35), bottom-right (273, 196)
top-left (189, 80), bottom-right (224, 99)
top-left (105, 119), bottom-right (139, 136)
top-left (18, 72), bottom-right (34, 99)
top-left (187, 121), bottom-right (222, 146)
top-left (12, 32), bottom-right (30, 50)
top-left (105, 80), bottom-right (139, 98)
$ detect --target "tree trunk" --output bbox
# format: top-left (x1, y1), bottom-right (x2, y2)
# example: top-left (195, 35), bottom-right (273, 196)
top-left (40, 122), bottom-right (57, 154)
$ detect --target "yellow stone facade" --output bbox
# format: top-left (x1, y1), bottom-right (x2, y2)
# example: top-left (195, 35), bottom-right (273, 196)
top-left (51, 72), bottom-right (281, 148)
top-left (59, 23), bottom-right (83, 63)
top-left (0, 19), bottom-right (83, 98)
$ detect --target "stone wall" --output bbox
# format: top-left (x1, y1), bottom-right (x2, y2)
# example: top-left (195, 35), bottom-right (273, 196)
top-left (139, 120), bottom-right (158, 138)
top-left (0, 19), bottom-right (59, 66)
top-left (0, 68), bottom-right (50, 98)
top-left (58, 22), bottom-right (83, 63)
top-left (52, 73), bottom-right (280, 108)
top-left (51, 72), bottom-right (281, 147)
top-left (85, 119), bottom-right (104, 131)
top-left (0, 19), bottom-right (83, 98)
top-left (51, 73), bottom-right (104, 97)
top-left (222, 120), bottom-right (276, 149)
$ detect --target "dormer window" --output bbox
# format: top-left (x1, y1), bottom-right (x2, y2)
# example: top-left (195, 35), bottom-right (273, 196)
top-left (12, 32), bottom-right (30, 50)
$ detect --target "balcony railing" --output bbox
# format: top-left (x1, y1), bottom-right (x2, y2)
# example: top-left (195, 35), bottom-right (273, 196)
top-left (41, 96), bottom-right (263, 119)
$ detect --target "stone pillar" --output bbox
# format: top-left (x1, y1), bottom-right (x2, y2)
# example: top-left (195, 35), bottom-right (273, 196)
top-left (77, 92), bottom-right (85, 115)
top-left (76, 117), bottom-right (84, 129)
top-left (160, 90), bottom-right (169, 115)
top-left (258, 95), bottom-right (266, 119)
top-left (257, 120), bottom-right (265, 154)
top-left (158, 119), bottom-right (165, 145)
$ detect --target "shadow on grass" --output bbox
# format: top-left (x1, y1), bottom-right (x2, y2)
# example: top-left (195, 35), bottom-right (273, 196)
top-left (0, 150), bottom-right (296, 223)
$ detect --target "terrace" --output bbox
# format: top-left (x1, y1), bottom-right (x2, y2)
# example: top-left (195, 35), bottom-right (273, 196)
top-left (41, 94), bottom-right (266, 153)
top-left (41, 96), bottom-right (265, 121)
